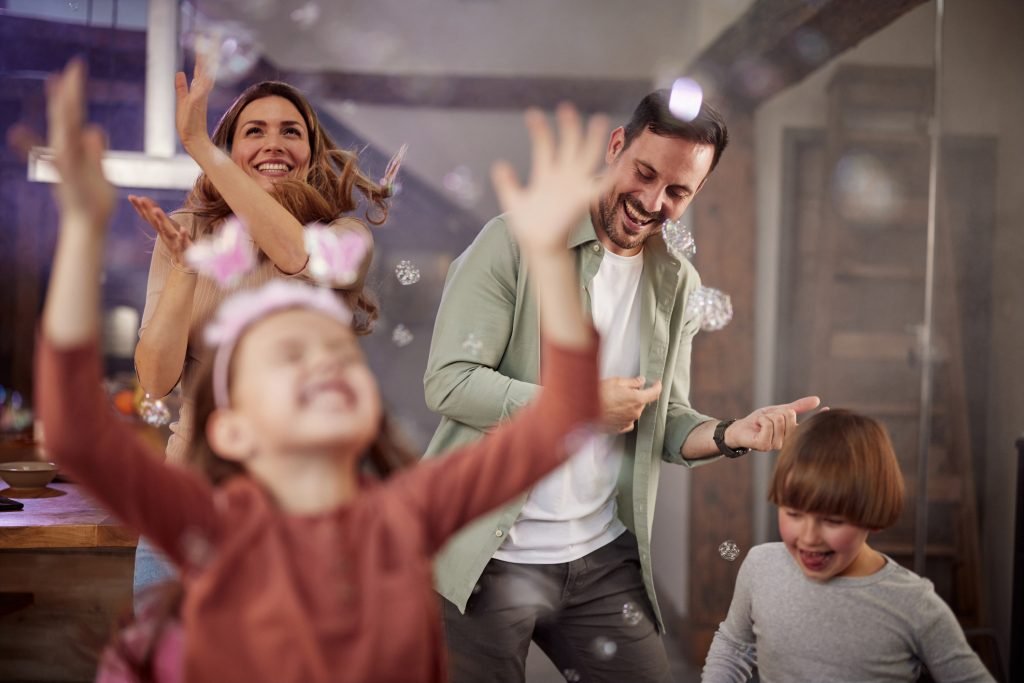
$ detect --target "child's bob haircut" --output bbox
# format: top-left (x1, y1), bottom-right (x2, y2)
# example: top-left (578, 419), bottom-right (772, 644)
top-left (768, 409), bottom-right (905, 530)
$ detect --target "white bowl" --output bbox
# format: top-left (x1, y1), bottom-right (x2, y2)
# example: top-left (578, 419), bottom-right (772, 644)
top-left (0, 461), bottom-right (58, 489)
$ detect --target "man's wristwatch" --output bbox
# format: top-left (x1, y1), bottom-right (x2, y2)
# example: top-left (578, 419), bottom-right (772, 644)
top-left (714, 419), bottom-right (750, 458)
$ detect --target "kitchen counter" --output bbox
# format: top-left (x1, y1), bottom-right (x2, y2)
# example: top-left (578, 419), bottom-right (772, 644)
top-left (0, 483), bottom-right (137, 681)
top-left (0, 482), bottom-right (137, 550)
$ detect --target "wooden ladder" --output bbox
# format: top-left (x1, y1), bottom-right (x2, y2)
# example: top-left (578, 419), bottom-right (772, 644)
top-left (806, 64), bottom-right (985, 629)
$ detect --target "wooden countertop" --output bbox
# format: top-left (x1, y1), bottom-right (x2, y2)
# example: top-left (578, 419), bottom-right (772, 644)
top-left (0, 483), bottom-right (137, 550)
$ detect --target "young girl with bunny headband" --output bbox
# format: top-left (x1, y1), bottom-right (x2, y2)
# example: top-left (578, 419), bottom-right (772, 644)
top-left (39, 59), bottom-right (608, 683)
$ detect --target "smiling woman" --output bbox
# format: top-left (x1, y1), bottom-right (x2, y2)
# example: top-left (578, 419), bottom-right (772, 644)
top-left (127, 58), bottom-right (395, 606)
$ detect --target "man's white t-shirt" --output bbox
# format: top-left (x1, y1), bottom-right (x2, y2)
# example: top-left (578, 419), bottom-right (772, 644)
top-left (494, 247), bottom-right (644, 564)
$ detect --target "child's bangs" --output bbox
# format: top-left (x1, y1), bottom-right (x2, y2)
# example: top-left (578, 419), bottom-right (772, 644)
top-left (771, 456), bottom-right (866, 522)
top-left (768, 410), bottom-right (904, 530)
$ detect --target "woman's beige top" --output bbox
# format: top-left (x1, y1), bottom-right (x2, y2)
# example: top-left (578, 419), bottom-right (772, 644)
top-left (139, 213), bottom-right (358, 463)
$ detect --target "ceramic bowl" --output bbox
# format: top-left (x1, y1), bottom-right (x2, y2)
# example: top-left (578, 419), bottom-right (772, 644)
top-left (0, 461), bottom-right (58, 489)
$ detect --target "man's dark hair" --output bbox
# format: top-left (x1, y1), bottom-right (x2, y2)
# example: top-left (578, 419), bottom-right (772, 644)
top-left (622, 89), bottom-right (729, 173)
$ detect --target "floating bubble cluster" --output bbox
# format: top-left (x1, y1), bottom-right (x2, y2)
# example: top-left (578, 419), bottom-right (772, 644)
top-left (461, 333), bottom-right (483, 358)
top-left (181, 21), bottom-right (262, 85)
top-left (718, 539), bottom-right (741, 562)
top-left (562, 670), bottom-right (581, 682)
top-left (592, 636), bottom-right (618, 660)
top-left (394, 260), bottom-right (421, 286)
top-left (290, 2), bottom-right (321, 29)
top-left (669, 78), bottom-right (703, 122)
top-left (443, 166), bottom-right (481, 207)
top-left (139, 395), bottom-right (172, 427)
top-left (832, 152), bottom-right (904, 224)
top-left (685, 286), bottom-right (734, 332)
top-left (622, 601), bottom-right (644, 627)
top-left (391, 324), bottom-right (414, 348)
top-left (661, 218), bottom-right (696, 262)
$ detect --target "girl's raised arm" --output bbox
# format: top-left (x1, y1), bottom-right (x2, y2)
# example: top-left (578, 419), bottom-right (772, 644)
top-left (42, 58), bottom-right (113, 346)
top-left (39, 60), bottom-right (219, 565)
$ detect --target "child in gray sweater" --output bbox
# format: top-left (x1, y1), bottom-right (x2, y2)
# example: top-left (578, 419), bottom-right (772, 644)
top-left (702, 410), bottom-right (994, 683)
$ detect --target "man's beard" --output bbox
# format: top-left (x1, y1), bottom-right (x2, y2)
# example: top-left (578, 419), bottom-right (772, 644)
top-left (597, 194), bottom-right (662, 252)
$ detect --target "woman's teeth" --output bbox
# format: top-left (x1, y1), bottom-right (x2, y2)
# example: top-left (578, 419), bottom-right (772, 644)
top-left (257, 162), bottom-right (289, 173)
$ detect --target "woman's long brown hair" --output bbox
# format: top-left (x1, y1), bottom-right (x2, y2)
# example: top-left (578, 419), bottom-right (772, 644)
top-left (183, 80), bottom-right (390, 228)
top-left (180, 81), bottom-right (390, 334)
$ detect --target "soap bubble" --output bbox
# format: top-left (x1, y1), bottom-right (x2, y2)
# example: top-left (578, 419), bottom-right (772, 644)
top-left (719, 539), bottom-right (741, 562)
top-left (461, 333), bottom-right (483, 358)
top-left (832, 152), bottom-right (904, 224)
top-left (290, 2), bottom-right (321, 29)
top-left (592, 636), bottom-right (618, 660)
top-left (686, 286), bottom-right (733, 332)
top-left (391, 324), bottom-right (414, 347)
top-left (139, 395), bottom-right (172, 427)
top-left (182, 20), bottom-right (262, 85)
top-left (562, 670), bottom-right (581, 682)
top-left (394, 260), bottom-right (421, 286)
top-left (443, 165), bottom-right (481, 207)
top-left (622, 601), bottom-right (644, 626)
top-left (661, 218), bottom-right (696, 261)
top-left (669, 78), bottom-right (703, 122)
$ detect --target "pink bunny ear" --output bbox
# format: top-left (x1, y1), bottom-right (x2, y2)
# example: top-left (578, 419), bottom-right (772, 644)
top-left (184, 216), bottom-right (257, 287)
top-left (380, 143), bottom-right (408, 195)
top-left (303, 222), bottom-right (371, 286)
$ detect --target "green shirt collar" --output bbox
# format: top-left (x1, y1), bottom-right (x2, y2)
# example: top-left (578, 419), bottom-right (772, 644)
top-left (568, 211), bottom-right (600, 249)
top-left (570, 210), bottom-right (675, 266)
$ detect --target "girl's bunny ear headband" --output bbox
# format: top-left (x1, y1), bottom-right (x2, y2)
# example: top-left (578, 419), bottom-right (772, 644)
top-left (205, 280), bottom-right (353, 409)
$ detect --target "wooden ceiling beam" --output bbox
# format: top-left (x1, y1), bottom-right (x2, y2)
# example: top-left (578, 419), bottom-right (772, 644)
top-left (687, 0), bottom-right (930, 108)
top-left (246, 62), bottom-right (652, 113)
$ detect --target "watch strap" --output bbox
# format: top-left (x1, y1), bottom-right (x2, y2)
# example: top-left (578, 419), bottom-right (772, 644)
top-left (714, 419), bottom-right (750, 458)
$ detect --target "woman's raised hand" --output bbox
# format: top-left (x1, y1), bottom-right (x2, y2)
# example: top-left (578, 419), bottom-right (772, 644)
top-left (128, 195), bottom-right (193, 270)
top-left (47, 59), bottom-right (115, 230)
top-left (174, 49), bottom-right (216, 154)
top-left (490, 104), bottom-right (609, 256)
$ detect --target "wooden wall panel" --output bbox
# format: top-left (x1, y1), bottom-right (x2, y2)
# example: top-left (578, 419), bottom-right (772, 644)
top-left (680, 107), bottom-right (757, 662)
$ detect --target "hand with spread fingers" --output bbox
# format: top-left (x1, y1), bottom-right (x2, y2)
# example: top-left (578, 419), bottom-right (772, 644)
top-left (491, 103), bottom-right (609, 256)
top-left (174, 49), bottom-right (217, 155)
top-left (128, 195), bottom-right (194, 271)
top-left (724, 396), bottom-right (822, 452)
top-left (47, 59), bottom-right (115, 230)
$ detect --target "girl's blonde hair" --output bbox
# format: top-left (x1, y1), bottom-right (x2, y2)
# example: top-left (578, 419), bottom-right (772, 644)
top-left (768, 409), bottom-right (905, 530)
